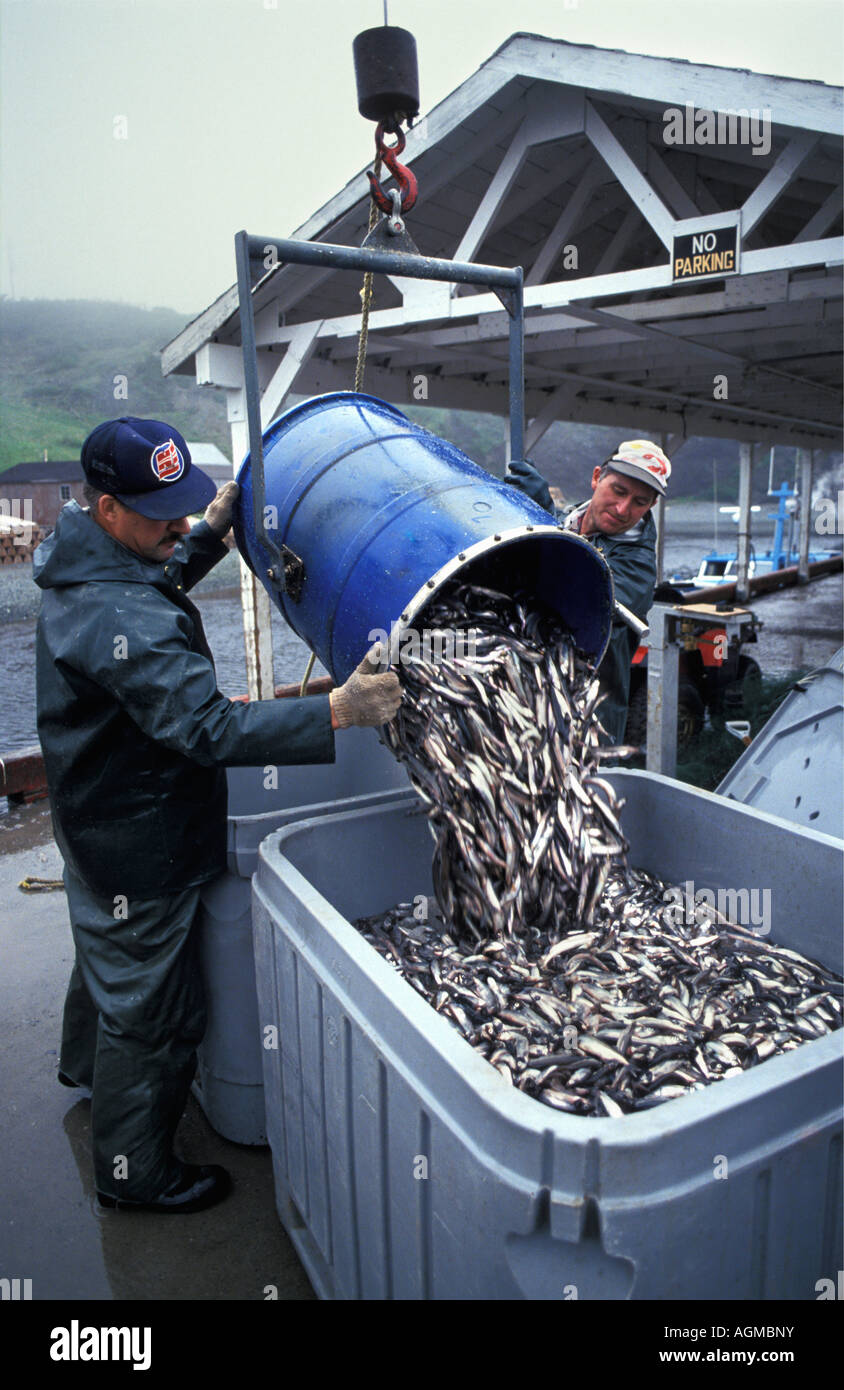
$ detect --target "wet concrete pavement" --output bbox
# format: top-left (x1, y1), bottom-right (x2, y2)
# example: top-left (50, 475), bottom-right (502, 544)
top-left (0, 810), bottom-right (315, 1301)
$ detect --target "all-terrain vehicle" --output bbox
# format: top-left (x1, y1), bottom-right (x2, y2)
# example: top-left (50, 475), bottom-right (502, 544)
top-left (624, 584), bottom-right (761, 747)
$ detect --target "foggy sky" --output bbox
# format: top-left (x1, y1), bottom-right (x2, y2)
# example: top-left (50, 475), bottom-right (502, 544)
top-left (1, 0), bottom-right (841, 314)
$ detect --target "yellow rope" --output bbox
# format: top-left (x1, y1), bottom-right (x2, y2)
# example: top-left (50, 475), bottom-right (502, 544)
top-left (354, 152), bottom-right (382, 393)
top-left (300, 150), bottom-right (384, 698)
top-left (299, 650), bottom-right (316, 697)
top-left (19, 876), bottom-right (65, 892)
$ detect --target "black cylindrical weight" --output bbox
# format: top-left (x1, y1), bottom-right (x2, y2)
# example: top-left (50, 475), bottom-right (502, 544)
top-left (353, 26), bottom-right (420, 124)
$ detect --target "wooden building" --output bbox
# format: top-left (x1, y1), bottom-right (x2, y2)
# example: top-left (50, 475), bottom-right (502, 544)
top-left (0, 460), bottom-right (85, 530)
top-left (0, 443), bottom-right (231, 532)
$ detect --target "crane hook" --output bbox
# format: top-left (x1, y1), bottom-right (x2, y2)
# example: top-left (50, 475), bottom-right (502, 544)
top-left (367, 122), bottom-right (418, 214)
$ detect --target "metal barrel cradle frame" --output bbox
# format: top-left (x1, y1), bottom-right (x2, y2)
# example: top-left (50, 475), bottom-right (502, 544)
top-left (234, 229), bottom-right (526, 597)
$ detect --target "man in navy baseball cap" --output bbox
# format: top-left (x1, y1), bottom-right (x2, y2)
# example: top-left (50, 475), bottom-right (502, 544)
top-left (80, 416), bottom-right (236, 564)
top-left (81, 416), bottom-right (217, 519)
top-left (34, 413), bottom-right (400, 1215)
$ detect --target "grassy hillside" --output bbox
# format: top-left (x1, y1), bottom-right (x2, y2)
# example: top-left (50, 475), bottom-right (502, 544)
top-left (0, 299), bottom-right (230, 470)
top-left (2, 298), bottom-right (839, 504)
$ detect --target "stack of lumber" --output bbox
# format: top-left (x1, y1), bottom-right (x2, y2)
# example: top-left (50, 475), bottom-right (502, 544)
top-left (0, 517), bottom-right (45, 563)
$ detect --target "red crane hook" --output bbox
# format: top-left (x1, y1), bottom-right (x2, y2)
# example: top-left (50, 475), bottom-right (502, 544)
top-left (367, 122), bottom-right (418, 214)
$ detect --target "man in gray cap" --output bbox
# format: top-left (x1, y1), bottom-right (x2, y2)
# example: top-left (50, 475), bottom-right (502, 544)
top-left (508, 439), bottom-right (671, 743)
top-left (35, 417), bottom-right (400, 1214)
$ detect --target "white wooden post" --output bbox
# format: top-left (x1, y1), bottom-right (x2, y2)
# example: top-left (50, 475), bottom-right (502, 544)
top-left (654, 495), bottom-right (665, 586)
top-left (655, 433), bottom-right (675, 586)
top-left (228, 403), bottom-right (275, 701)
top-left (646, 606), bottom-right (679, 776)
top-left (797, 448), bottom-right (814, 583)
top-left (736, 442), bottom-right (753, 602)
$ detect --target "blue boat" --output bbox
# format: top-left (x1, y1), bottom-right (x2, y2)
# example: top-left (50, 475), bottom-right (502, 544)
top-left (673, 481), bottom-right (841, 589)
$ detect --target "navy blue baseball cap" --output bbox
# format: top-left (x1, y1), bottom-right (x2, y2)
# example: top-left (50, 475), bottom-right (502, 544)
top-left (81, 417), bottom-right (217, 519)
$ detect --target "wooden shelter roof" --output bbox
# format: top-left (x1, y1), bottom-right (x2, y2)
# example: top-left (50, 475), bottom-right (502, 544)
top-left (162, 34), bottom-right (843, 451)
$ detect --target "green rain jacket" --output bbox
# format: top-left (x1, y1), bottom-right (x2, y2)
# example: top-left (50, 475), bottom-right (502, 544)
top-left (34, 502), bottom-right (335, 899)
top-left (505, 459), bottom-right (656, 743)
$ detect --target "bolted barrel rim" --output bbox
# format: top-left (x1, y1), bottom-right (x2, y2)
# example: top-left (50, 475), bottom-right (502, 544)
top-left (378, 523), bottom-right (615, 671)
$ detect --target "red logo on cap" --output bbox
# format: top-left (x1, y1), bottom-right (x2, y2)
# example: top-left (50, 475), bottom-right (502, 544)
top-left (151, 439), bottom-right (184, 482)
top-left (640, 452), bottom-right (668, 476)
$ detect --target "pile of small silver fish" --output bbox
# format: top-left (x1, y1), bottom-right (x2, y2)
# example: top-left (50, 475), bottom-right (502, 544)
top-left (355, 877), bottom-right (843, 1115)
top-left (366, 578), bottom-right (842, 1115)
top-left (382, 581), bottom-right (627, 943)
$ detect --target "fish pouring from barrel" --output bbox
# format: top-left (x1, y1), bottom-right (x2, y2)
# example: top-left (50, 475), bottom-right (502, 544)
top-left (358, 580), bottom-right (843, 1117)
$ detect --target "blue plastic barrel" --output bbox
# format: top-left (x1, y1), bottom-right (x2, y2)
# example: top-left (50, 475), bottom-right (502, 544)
top-left (233, 393), bottom-right (613, 683)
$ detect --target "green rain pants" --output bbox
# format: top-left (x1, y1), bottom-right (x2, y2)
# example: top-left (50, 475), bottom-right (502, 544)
top-left (59, 865), bottom-right (207, 1202)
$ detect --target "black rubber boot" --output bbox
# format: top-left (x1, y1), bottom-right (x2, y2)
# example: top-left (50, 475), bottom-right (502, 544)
top-left (97, 1163), bottom-right (231, 1214)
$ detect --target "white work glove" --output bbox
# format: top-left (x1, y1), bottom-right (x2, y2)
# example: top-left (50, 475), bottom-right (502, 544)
top-left (204, 481), bottom-right (240, 537)
top-left (329, 644), bottom-right (402, 729)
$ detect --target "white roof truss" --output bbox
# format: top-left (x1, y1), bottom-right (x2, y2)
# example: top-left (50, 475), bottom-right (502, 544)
top-left (162, 35), bottom-right (843, 452)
